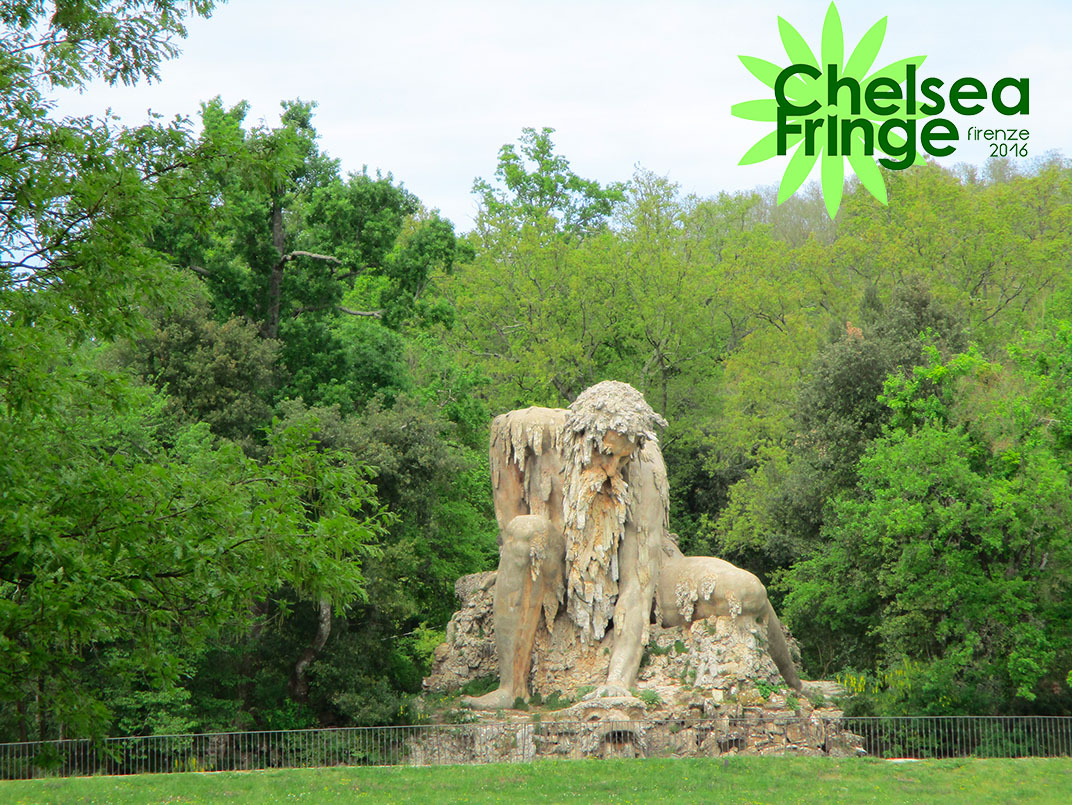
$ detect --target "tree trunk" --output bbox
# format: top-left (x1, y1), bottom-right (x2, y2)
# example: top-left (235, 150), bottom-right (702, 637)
top-left (263, 200), bottom-right (285, 339)
top-left (15, 696), bottom-right (27, 743)
top-left (288, 597), bottom-right (332, 700)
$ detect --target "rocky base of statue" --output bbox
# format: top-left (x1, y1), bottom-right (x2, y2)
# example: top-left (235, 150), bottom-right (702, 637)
top-left (425, 572), bottom-right (835, 719)
top-left (405, 712), bottom-right (863, 764)
top-left (418, 576), bottom-right (860, 762)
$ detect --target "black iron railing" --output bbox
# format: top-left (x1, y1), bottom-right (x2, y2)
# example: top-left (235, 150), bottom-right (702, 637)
top-left (2, 714), bottom-right (1070, 779)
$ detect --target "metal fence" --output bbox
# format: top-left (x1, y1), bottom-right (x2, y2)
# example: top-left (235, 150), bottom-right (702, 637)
top-left (846, 715), bottom-right (1072, 759)
top-left (2, 715), bottom-right (1071, 779)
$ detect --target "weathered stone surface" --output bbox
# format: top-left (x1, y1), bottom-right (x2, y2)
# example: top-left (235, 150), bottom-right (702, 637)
top-left (427, 572), bottom-right (800, 716)
top-left (467, 383), bottom-right (803, 711)
top-left (420, 570), bottom-right (863, 759)
top-left (404, 708), bottom-right (862, 764)
top-left (554, 695), bottom-right (648, 722)
top-left (426, 571), bottom-right (498, 691)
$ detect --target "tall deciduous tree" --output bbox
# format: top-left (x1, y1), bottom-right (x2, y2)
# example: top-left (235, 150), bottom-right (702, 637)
top-left (780, 338), bottom-right (1072, 711)
top-left (159, 98), bottom-right (464, 411)
top-left (1, 0), bottom-right (391, 739)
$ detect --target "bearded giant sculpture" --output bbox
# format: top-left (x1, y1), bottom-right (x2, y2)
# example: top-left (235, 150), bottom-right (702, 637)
top-left (463, 381), bottom-right (801, 709)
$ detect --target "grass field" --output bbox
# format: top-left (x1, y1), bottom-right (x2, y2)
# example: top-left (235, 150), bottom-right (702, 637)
top-left (1, 756), bottom-right (1071, 803)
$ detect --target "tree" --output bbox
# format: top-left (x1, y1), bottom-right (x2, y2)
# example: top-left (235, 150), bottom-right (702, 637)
top-left (0, 0), bottom-right (391, 740)
top-left (0, 351), bottom-right (385, 738)
top-left (1, 1), bottom-right (216, 88)
top-left (473, 126), bottom-right (624, 240)
top-left (1, 2), bottom-right (223, 331)
top-left (202, 396), bottom-right (498, 726)
top-left (118, 292), bottom-right (282, 453)
top-left (454, 149), bottom-right (727, 413)
top-left (713, 283), bottom-right (967, 572)
top-left (780, 341), bottom-right (1072, 711)
top-left (158, 98), bottom-right (464, 411)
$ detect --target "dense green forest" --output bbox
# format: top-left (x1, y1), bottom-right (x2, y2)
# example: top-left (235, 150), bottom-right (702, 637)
top-left (3, 2), bottom-right (1071, 741)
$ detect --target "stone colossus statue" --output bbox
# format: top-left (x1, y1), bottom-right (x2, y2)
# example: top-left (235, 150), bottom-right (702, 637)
top-left (464, 381), bottom-right (800, 709)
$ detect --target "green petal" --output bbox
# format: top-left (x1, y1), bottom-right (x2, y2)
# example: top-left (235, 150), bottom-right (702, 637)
top-left (844, 16), bottom-right (887, 79)
top-left (848, 145), bottom-right (888, 205)
top-left (738, 129), bottom-right (804, 166)
top-left (738, 55), bottom-right (814, 103)
top-left (821, 3), bottom-right (844, 73)
top-left (738, 55), bottom-right (783, 89)
top-left (778, 16), bottom-right (819, 69)
top-left (866, 55), bottom-right (927, 86)
top-left (730, 99), bottom-right (779, 122)
top-left (777, 140), bottom-right (821, 203)
top-left (821, 153), bottom-right (844, 219)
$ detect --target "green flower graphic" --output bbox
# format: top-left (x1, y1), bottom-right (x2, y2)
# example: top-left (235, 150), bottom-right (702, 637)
top-left (732, 2), bottom-right (927, 218)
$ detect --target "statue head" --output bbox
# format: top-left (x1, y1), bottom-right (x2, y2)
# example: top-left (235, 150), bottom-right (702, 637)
top-left (561, 381), bottom-right (667, 641)
top-left (563, 380), bottom-right (667, 471)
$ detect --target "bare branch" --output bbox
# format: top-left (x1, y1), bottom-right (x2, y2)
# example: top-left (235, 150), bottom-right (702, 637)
top-left (283, 251), bottom-right (341, 265)
top-left (291, 305), bottom-right (383, 319)
top-left (335, 306), bottom-right (382, 319)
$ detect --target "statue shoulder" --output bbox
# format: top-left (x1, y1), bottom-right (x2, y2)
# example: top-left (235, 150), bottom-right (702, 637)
top-left (638, 440), bottom-right (667, 476)
top-left (490, 407), bottom-right (569, 459)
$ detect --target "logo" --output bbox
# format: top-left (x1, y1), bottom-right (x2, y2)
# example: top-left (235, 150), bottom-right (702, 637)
top-left (732, 3), bottom-right (1030, 218)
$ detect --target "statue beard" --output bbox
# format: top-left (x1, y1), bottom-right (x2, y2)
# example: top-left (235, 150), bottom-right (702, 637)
top-left (563, 464), bottom-right (630, 643)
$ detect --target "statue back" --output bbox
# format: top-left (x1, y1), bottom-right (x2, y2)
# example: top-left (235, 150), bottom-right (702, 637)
top-left (489, 406), bottom-right (568, 541)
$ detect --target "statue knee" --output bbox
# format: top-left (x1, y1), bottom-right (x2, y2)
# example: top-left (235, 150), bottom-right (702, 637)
top-left (501, 514), bottom-right (553, 559)
top-left (504, 514), bottom-right (552, 541)
top-left (502, 514), bottom-right (564, 579)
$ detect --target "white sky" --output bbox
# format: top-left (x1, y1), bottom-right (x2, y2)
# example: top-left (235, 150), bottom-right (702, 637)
top-left (55, 0), bottom-right (1072, 230)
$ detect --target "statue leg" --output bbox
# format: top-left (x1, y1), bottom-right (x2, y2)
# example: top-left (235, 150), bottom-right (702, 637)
top-left (656, 556), bottom-right (803, 692)
top-left (601, 526), bottom-right (656, 697)
top-left (760, 602), bottom-right (803, 692)
top-left (463, 515), bottom-right (564, 709)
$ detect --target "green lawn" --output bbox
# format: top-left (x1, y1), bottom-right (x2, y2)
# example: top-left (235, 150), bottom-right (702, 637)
top-left (2, 756), bottom-right (1070, 804)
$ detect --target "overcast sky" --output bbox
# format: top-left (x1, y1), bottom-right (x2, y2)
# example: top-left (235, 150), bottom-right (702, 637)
top-left (54, 0), bottom-right (1072, 230)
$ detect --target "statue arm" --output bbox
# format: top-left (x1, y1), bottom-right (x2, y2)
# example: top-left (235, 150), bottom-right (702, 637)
top-left (602, 448), bottom-right (666, 695)
top-left (603, 526), bottom-right (657, 694)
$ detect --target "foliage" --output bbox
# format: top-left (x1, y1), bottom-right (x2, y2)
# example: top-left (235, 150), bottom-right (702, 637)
top-left (781, 338), bottom-right (1072, 712)
top-left (1, 1), bottom-right (216, 88)
top-left (0, 357), bottom-right (384, 737)
top-left (117, 291), bottom-right (282, 453)
top-left (0, 0), bottom-right (397, 740)
top-left (5, 0), bottom-right (1072, 732)
top-left (472, 126), bottom-right (625, 240)
top-left (633, 688), bottom-right (663, 708)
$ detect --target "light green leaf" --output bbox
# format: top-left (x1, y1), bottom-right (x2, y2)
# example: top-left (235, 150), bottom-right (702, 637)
top-left (739, 130), bottom-right (804, 166)
top-left (848, 145), bottom-right (888, 205)
top-left (778, 16), bottom-right (819, 69)
top-left (738, 55), bottom-right (783, 89)
top-left (777, 140), bottom-right (821, 203)
top-left (738, 55), bottom-right (814, 103)
top-left (866, 55), bottom-right (927, 86)
top-left (821, 153), bottom-right (844, 219)
top-left (730, 99), bottom-right (779, 122)
top-left (844, 16), bottom-right (887, 79)
top-left (821, 3), bottom-right (844, 72)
